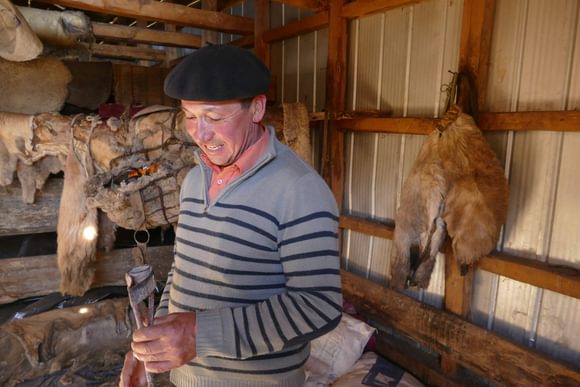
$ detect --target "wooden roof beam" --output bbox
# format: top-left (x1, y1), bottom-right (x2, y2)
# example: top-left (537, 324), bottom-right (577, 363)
top-left (88, 42), bottom-right (167, 62)
top-left (31, 0), bottom-right (254, 35)
top-left (92, 22), bottom-right (202, 49)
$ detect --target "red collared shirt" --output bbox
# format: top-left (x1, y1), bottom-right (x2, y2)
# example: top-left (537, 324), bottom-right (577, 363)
top-left (200, 127), bottom-right (270, 202)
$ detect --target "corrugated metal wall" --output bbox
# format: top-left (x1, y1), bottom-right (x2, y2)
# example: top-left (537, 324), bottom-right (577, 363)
top-left (342, 0), bottom-right (464, 308)
top-left (470, 0), bottom-right (580, 366)
top-left (338, 0), bottom-right (580, 367)
top-left (228, 0), bottom-right (579, 367)
top-left (268, 3), bottom-right (328, 170)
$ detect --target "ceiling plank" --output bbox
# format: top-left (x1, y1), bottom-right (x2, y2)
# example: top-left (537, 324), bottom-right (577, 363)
top-left (92, 22), bottom-right (202, 48)
top-left (87, 43), bottom-right (167, 61)
top-left (31, 0), bottom-right (254, 34)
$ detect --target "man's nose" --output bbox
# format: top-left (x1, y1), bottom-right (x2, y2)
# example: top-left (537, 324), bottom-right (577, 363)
top-left (194, 118), bottom-right (214, 142)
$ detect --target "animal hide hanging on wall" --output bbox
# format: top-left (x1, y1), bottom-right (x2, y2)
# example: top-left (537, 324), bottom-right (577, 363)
top-left (0, 103), bottom-right (312, 297)
top-left (390, 105), bottom-right (509, 289)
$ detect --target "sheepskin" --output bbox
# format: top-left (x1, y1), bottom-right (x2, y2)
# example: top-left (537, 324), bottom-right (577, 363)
top-left (0, 56), bottom-right (72, 114)
top-left (0, 0), bottom-right (43, 61)
top-left (391, 105), bottom-right (508, 289)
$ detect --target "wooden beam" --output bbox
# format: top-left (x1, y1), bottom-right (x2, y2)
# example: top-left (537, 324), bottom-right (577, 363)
top-left (341, 0), bottom-right (421, 19)
top-left (478, 254), bottom-right (580, 300)
top-left (88, 42), bottom-right (167, 61)
top-left (0, 245), bottom-right (174, 304)
top-left (339, 215), bottom-right (394, 239)
top-left (271, 0), bottom-right (327, 11)
top-left (254, 0), bottom-right (270, 67)
top-left (92, 22), bottom-right (202, 49)
top-left (334, 117), bottom-right (436, 134)
top-left (327, 111), bottom-right (580, 134)
top-left (262, 11), bottom-right (328, 43)
top-left (375, 332), bottom-right (464, 387)
top-left (339, 215), bottom-right (580, 301)
top-left (32, 0), bottom-right (254, 35)
top-left (0, 179), bottom-right (61, 236)
top-left (202, 0), bottom-right (219, 45)
top-left (325, 0), bottom-right (347, 209)
top-left (480, 111), bottom-right (580, 132)
top-left (458, 0), bottom-right (496, 111)
top-left (342, 270), bottom-right (580, 386)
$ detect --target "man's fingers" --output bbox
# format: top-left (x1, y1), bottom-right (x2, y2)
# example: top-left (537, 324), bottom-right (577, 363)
top-left (119, 351), bottom-right (146, 387)
top-left (132, 338), bottom-right (165, 357)
top-left (144, 360), bottom-right (176, 374)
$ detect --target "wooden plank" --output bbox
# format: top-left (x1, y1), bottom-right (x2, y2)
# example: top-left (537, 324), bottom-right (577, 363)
top-left (0, 179), bottom-right (61, 236)
top-left (375, 332), bottom-right (464, 387)
top-left (262, 11), bottom-right (328, 43)
top-left (271, 0), bottom-right (327, 11)
top-left (478, 254), bottom-right (580, 300)
top-left (342, 270), bottom-right (580, 386)
top-left (202, 0), bottom-right (219, 45)
top-left (480, 111), bottom-right (580, 132)
top-left (326, 0), bottom-right (347, 208)
top-left (88, 42), bottom-right (167, 61)
top-left (92, 22), bottom-right (202, 49)
top-left (339, 215), bottom-right (394, 239)
top-left (328, 111), bottom-right (580, 134)
top-left (341, 0), bottom-right (421, 19)
top-left (32, 0), bottom-right (254, 35)
top-left (458, 0), bottom-right (496, 111)
top-left (0, 245), bottom-right (174, 304)
top-left (444, 246), bottom-right (474, 318)
top-left (442, 6), bottom-right (495, 379)
top-left (334, 117), bottom-right (436, 134)
top-left (339, 215), bottom-right (580, 301)
top-left (254, 0), bottom-right (270, 67)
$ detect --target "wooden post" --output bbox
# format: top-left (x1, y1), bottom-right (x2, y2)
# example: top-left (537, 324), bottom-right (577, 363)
top-left (442, 0), bottom-right (497, 377)
top-left (325, 0), bottom-right (347, 207)
top-left (254, 0), bottom-right (270, 67)
top-left (202, 0), bottom-right (219, 45)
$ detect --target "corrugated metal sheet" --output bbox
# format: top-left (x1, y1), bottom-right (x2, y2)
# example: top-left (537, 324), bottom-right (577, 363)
top-left (342, 0), bottom-right (463, 307)
top-left (470, 0), bottom-right (580, 365)
top-left (269, 4), bottom-right (328, 110)
top-left (268, 0), bottom-right (579, 365)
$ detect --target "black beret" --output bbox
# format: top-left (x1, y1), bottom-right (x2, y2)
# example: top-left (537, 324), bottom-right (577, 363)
top-left (164, 45), bottom-right (271, 101)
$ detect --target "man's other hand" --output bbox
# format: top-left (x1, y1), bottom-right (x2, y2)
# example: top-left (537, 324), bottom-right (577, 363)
top-left (131, 312), bottom-right (197, 373)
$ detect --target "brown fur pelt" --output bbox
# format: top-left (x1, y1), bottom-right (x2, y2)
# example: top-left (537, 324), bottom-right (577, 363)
top-left (263, 102), bottom-right (312, 165)
top-left (391, 105), bottom-right (508, 289)
top-left (0, 299), bottom-right (133, 387)
top-left (0, 56), bottom-right (72, 114)
top-left (57, 140), bottom-right (99, 296)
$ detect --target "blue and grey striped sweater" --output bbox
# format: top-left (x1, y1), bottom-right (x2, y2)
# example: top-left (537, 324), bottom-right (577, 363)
top-left (157, 127), bottom-right (342, 387)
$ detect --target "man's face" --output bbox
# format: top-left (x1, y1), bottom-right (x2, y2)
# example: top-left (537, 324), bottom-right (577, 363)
top-left (181, 97), bottom-right (265, 167)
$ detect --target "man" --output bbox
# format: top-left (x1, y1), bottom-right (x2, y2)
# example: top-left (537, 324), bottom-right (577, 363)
top-left (120, 44), bottom-right (342, 387)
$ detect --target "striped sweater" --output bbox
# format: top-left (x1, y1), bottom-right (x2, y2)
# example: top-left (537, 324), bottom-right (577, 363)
top-left (157, 126), bottom-right (342, 387)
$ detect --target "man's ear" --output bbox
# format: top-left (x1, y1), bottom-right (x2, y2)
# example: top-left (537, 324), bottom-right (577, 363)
top-left (251, 95), bottom-right (267, 123)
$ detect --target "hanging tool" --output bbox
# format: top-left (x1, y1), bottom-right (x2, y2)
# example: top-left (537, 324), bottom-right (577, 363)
top-left (126, 265), bottom-right (156, 387)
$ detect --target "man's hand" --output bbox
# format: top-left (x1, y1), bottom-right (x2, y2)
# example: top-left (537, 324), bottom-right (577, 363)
top-left (119, 351), bottom-right (146, 387)
top-left (131, 312), bottom-right (197, 373)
